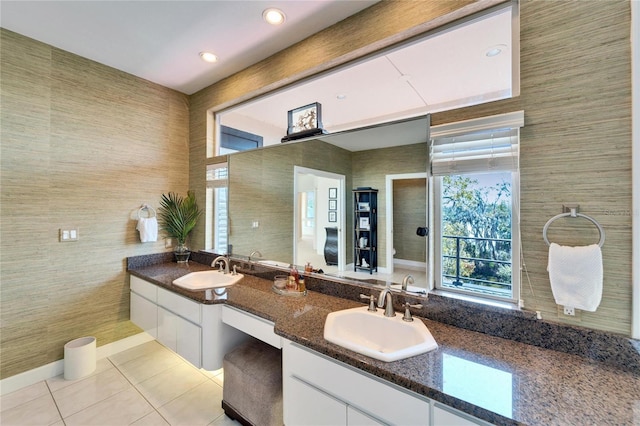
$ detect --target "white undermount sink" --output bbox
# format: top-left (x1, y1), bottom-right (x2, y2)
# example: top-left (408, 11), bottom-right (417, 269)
top-left (323, 306), bottom-right (438, 362)
top-left (172, 270), bottom-right (243, 290)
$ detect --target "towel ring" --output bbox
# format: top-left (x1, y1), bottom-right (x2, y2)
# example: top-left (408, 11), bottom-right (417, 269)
top-left (542, 211), bottom-right (605, 247)
top-left (137, 204), bottom-right (156, 219)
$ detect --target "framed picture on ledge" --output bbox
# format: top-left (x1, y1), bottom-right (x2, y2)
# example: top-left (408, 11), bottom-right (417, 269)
top-left (282, 102), bottom-right (327, 142)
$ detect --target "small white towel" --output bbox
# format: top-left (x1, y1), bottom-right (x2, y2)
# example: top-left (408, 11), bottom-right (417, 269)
top-left (547, 242), bottom-right (603, 312)
top-left (136, 217), bottom-right (158, 243)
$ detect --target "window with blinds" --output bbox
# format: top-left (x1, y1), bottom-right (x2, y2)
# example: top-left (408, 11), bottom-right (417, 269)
top-left (431, 112), bottom-right (523, 303)
top-left (430, 128), bottom-right (519, 176)
top-left (206, 163), bottom-right (228, 254)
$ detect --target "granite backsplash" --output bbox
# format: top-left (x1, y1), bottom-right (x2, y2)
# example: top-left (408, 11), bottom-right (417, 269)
top-left (127, 251), bottom-right (640, 373)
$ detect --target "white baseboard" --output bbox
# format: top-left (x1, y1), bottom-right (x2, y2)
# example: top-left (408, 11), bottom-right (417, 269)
top-left (394, 259), bottom-right (427, 271)
top-left (0, 332), bottom-right (155, 396)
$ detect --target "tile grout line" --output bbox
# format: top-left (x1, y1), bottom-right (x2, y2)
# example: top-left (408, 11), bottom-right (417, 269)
top-left (2, 342), bottom-right (230, 426)
top-left (105, 356), bottom-right (170, 426)
top-left (43, 380), bottom-right (65, 426)
top-left (108, 353), bottom-right (216, 426)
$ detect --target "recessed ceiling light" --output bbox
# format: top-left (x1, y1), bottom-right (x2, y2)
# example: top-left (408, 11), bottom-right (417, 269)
top-left (486, 44), bottom-right (507, 57)
top-left (263, 8), bottom-right (286, 25)
top-left (199, 51), bottom-right (218, 63)
top-left (336, 94), bottom-right (347, 100)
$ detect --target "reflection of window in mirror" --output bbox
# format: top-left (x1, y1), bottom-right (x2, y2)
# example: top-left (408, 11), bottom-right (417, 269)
top-left (205, 163), bottom-right (228, 253)
top-left (219, 125), bottom-right (263, 155)
top-left (304, 191), bottom-right (315, 228)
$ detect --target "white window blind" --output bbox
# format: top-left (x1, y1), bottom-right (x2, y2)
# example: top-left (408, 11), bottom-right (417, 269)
top-left (430, 111), bottom-right (523, 176)
top-left (206, 163), bottom-right (228, 183)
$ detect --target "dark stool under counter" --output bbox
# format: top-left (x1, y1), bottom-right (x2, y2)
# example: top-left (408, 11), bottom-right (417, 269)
top-left (222, 337), bottom-right (283, 426)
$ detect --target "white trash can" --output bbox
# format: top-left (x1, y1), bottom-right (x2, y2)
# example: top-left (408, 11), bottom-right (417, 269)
top-left (64, 336), bottom-right (96, 380)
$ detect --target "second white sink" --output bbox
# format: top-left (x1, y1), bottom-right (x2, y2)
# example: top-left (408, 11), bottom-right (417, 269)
top-left (172, 270), bottom-right (243, 290)
top-left (324, 306), bottom-right (438, 362)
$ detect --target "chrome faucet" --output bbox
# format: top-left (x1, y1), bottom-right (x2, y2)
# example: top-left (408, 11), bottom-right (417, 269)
top-left (401, 274), bottom-right (414, 291)
top-left (377, 283), bottom-right (395, 317)
top-left (248, 250), bottom-right (263, 262)
top-left (212, 255), bottom-right (230, 274)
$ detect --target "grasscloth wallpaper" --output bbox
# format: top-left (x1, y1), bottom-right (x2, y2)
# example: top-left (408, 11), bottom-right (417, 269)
top-left (0, 0), bottom-right (633, 380)
top-left (1, 30), bottom-right (189, 379)
top-left (192, 0), bottom-right (632, 335)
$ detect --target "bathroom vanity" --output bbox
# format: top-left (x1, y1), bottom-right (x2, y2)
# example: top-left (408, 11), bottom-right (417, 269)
top-left (130, 274), bottom-right (247, 370)
top-left (127, 254), bottom-right (640, 426)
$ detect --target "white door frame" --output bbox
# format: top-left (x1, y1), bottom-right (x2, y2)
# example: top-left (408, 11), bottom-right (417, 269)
top-left (294, 166), bottom-right (346, 270)
top-left (385, 172), bottom-right (428, 275)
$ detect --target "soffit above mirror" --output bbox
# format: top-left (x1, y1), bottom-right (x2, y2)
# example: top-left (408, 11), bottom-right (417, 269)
top-left (315, 115), bottom-right (430, 152)
top-left (219, 4), bottom-right (515, 149)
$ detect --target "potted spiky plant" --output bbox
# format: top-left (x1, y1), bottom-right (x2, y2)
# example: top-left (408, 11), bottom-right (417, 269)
top-left (158, 190), bottom-right (202, 263)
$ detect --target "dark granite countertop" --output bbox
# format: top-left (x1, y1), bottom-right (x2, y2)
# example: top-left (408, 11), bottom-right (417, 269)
top-left (128, 255), bottom-right (640, 426)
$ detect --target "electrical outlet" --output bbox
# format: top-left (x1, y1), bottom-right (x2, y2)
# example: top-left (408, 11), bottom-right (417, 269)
top-left (165, 238), bottom-right (173, 248)
top-left (563, 306), bottom-right (575, 316)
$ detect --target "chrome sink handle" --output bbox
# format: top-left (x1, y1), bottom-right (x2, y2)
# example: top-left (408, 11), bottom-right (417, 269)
top-left (212, 255), bottom-right (230, 274)
top-left (377, 283), bottom-right (395, 317)
top-left (401, 274), bottom-right (415, 290)
top-left (360, 294), bottom-right (377, 312)
top-left (402, 302), bottom-right (423, 322)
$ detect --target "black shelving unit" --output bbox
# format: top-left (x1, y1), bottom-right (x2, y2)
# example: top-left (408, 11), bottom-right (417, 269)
top-left (353, 188), bottom-right (378, 274)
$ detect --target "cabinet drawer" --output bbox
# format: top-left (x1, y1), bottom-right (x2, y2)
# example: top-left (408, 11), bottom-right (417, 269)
top-left (130, 275), bottom-right (157, 302)
top-left (433, 405), bottom-right (489, 426)
top-left (157, 287), bottom-right (201, 325)
top-left (285, 341), bottom-right (429, 425)
top-left (130, 291), bottom-right (157, 338)
top-left (222, 305), bottom-right (281, 348)
top-left (287, 375), bottom-right (347, 425)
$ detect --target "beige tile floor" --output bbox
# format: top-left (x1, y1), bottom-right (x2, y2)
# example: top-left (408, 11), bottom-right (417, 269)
top-left (0, 341), bottom-right (241, 426)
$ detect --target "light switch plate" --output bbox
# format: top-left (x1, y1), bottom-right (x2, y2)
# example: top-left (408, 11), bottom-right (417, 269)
top-left (59, 228), bottom-right (79, 242)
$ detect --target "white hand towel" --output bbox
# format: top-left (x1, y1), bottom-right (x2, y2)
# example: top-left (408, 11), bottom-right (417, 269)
top-left (547, 242), bottom-right (603, 312)
top-left (136, 217), bottom-right (158, 243)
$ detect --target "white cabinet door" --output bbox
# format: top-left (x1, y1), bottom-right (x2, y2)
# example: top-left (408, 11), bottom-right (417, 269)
top-left (157, 287), bottom-right (201, 324)
top-left (130, 292), bottom-right (158, 338)
top-left (287, 376), bottom-right (347, 426)
top-left (347, 406), bottom-right (384, 426)
top-left (177, 316), bottom-right (201, 367)
top-left (157, 306), bottom-right (178, 352)
top-left (284, 340), bottom-right (429, 426)
top-left (433, 406), bottom-right (483, 426)
top-left (130, 276), bottom-right (157, 302)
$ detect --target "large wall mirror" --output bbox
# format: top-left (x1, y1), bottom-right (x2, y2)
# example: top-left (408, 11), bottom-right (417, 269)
top-left (212, 2), bottom-right (518, 288)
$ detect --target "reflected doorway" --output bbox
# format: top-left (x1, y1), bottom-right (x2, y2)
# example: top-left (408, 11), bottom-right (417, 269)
top-left (386, 173), bottom-right (428, 288)
top-left (293, 167), bottom-right (345, 272)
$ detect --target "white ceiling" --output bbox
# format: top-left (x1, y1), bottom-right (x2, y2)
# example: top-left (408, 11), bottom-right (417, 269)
top-left (221, 6), bottom-right (514, 149)
top-left (0, 1), bottom-right (378, 95)
top-left (1, 1), bottom-right (514, 151)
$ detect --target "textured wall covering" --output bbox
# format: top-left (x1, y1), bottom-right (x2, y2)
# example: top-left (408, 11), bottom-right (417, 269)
top-left (228, 140), bottom-right (353, 263)
top-left (191, 0), bottom-right (633, 335)
top-left (352, 144), bottom-right (428, 268)
top-left (0, 29), bottom-right (190, 378)
top-left (431, 0), bottom-right (632, 334)
top-left (188, 0), bottom-right (488, 256)
top-left (392, 178), bottom-right (428, 262)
